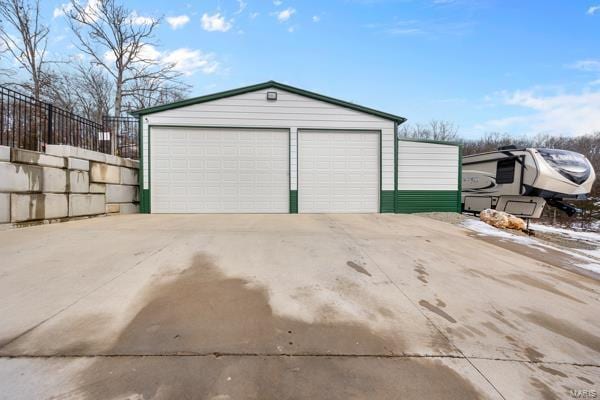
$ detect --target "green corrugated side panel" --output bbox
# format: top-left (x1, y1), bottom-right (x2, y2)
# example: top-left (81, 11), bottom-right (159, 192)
top-left (395, 190), bottom-right (460, 213)
top-left (290, 190), bottom-right (298, 213)
top-left (380, 190), bottom-right (395, 213)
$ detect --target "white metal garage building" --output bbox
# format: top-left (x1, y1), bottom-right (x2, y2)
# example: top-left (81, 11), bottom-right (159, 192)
top-left (133, 81), bottom-right (461, 214)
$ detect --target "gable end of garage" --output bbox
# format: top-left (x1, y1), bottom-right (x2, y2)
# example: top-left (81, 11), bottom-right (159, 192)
top-left (132, 81), bottom-right (406, 124)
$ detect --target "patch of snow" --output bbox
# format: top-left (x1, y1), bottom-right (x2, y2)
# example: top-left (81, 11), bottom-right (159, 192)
top-left (530, 223), bottom-right (600, 243)
top-left (462, 219), bottom-right (600, 275)
top-left (462, 219), bottom-right (546, 251)
top-left (574, 263), bottom-right (600, 274)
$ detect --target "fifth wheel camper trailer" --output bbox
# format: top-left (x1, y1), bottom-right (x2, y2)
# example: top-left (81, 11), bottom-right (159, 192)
top-left (461, 146), bottom-right (595, 218)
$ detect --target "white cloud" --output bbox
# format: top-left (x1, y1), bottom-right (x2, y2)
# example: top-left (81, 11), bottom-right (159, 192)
top-left (103, 44), bottom-right (218, 76)
top-left (53, 3), bottom-right (72, 18)
top-left (128, 11), bottom-right (156, 26)
top-left (477, 88), bottom-right (600, 135)
top-left (250, 12), bottom-right (260, 19)
top-left (162, 48), bottom-right (219, 75)
top-left (273, 0), bottom-right (283, 5)
top-left (275, 7), bottom-right (295, 22)
top-left (587, 5), bottom-right (600, 15)
top-left (85, 0), bottom-right (101, 19)
top-left (570, 59), bottom-right (600, 72)
top-left (235, 0), bottom-right (247, 15)
top-left (201, 13), bottom-right (232, 32)
top-left (387, 27), bottom-right (423, 35)
top-left (57, 0), bottom-right (101, 22)
top-left (138, 44), bottom-right (162, 61)
top-left (312, 15), bottom-right (320, 22)
top-left (166, 15), bottom-right (190, 30)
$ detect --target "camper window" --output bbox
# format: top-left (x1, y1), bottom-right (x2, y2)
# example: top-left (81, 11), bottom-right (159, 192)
top-left (496, 159), bottom-right (515, 184)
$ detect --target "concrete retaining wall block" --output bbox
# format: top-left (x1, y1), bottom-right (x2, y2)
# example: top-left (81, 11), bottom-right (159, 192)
top-left (105, 203), bottom-right (139, 214)
top-left (69, 170), bottom-right (90, 193)
top-left (11, 193), bottom-right (68, 222)
top-left (121, 158), bottom-right (139, 169)
top-left (0, 162), bottom-right (42, 192)
top-left (106, 203), bottom-right (120, 213)
top-left (106, 184), bottom-right (138, 203)
top-left (11, 148), bottom-right (66, 169)
top-left (67, 157), bottom-right (90, 171)
top-left (0, 145), bottom-right (9, 162)
top-left (0, 193), bottom-right (9, 223)
top-left (69, 194), bottom-right (105, 217)
top-left (90, 162), bottom-right (120, 184)
top-left (42, 167), bottom-right (67, 193)
top-left (119, 203), bottom-right (139, 214)
top-left (105, 155), bottom-right (121, 166)
top-left (119, 167), bottom-right (138, 185)
top-left (89, 183), bottom-right (106, 193)
top-left (46, 145), bottom-right (106, 163)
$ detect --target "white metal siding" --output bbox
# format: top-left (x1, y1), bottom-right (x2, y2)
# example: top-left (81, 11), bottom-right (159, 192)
top-left (151, 127), bottom-right (289, 213)
top-left (141, 88), bottom-right (396, 193)
top-left (298, 130), bottom-right (379, 213)
top-left (290, 127), bottom-right (298, 191)
top-left (397, 141), bottom-right (459, 191)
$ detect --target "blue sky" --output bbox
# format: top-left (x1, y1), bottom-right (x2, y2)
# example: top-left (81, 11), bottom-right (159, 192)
top-left (42, 0), bottom-right (600, 138)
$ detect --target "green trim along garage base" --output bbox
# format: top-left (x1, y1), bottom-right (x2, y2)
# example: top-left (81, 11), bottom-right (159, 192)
top-left (134, 81), bottom-right (461, 215)
top-left (380, 191), bottom-right (395, 213)
top-left (290, 190), bottom-right (298, 213)
top-left (395, 190), bottom-right (461, 213)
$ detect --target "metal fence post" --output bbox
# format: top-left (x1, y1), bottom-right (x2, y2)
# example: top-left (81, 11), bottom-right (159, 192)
top-left (47, 104), bottom-right (53, 145)
top-left (111, 118), bottom-right (118, 156)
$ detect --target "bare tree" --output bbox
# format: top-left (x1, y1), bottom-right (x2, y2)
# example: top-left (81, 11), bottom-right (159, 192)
top-left (398, 120), bottom-right (459, 142)
top-left (66, 0), bottom-right (182, 116)
top-left (0, 0), bottom-right (49, 99)
top-left (43, 64), bottom-right (114, 123)
top-left (124, 76), bottom-right (189, 112)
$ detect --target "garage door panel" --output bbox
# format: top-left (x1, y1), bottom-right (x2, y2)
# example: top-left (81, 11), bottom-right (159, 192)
top-left (298, 130), bottom-right (379, 213)
top-left (151, 127), bottom-right (289, 213)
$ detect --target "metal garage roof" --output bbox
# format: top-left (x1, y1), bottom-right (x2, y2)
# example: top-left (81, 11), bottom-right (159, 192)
top-left (131, 80), bottom-right (407, 123)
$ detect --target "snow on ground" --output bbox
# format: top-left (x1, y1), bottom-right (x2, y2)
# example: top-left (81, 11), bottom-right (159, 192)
top-left (462, 219), bottom-right (600, 275)
top-left (530, 223), bottom-right (600, 242)
top-left (530, 223), bottom-right (600, 259)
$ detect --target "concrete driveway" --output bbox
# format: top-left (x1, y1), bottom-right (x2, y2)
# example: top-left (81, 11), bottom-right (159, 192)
top-left (0, 214), bottom-right (598, 399)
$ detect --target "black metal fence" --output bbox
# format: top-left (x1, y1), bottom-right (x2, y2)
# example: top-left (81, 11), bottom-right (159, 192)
top-left (102, 116), bottom-right (139, 160)
top-left (0, 86), bottom-right (138, 159)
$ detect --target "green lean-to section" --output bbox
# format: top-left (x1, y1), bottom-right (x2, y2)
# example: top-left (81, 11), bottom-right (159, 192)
top-left (380, 191), bottom-right (395, 213)
top-left (290, 190), bottom-right (298, 213)
top-left (395, 137), bottom-right (462, 214)
top-left (395, 190), bottom-right (460, 213)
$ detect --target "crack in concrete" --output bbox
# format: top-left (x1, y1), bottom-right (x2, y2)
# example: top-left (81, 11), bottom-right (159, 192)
top-left (0, 352), bottom-right (598, 368)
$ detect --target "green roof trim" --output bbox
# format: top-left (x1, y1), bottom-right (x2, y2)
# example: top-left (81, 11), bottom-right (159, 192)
top-left (398, 137), bottom-right (462, 147)
top-left (130, 80), bottom-right (407, 123)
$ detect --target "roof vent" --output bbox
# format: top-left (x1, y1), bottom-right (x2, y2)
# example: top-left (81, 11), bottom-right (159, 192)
top-left (266, 91), bottom-right (277, 101)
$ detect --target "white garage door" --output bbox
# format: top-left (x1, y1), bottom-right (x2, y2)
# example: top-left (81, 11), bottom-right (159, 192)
top-left (151, 127), bottom-right (289, 213)
top-left (298, 130), bottom-right (379, 213)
